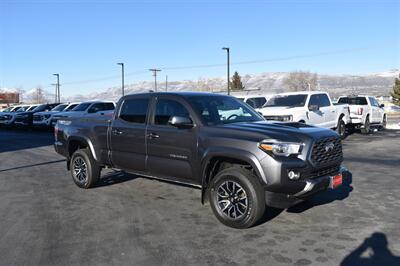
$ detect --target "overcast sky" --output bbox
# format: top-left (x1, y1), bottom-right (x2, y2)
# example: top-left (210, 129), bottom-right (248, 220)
top-left (0, 0), bottom-right (399, 96)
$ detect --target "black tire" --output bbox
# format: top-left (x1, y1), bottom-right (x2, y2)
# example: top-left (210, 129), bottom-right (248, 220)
top-left (209, 166), bottom-right (265, 229)
top-left (361, 116), bottom-right (370, 134)
top-left (336, 118), bottom-right (346, 139)
top-left (70, 148), bottom-right (101, 189)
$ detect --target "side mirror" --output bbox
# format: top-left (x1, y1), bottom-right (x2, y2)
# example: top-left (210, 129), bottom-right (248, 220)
top-left (308, 105), bottom-right (319, 112)
top-left (379, 104), bottom-right (385, 108)
top-left (168, 116), bottom-right (193, 129)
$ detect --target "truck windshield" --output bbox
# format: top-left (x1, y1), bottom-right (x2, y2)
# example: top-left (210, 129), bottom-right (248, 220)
top-left (16, 106), bottom-right (29, 112)
top-left (65, 104), bottom-right (78, 111)
top-left (265, 95), bottom-right (307, 107)
top-left (32, 105), bottom-right (48, 112)
top-left (51, 104), bottom-right (67, 111)
top-left (27, 106), bottom-right (38, 111)
top-left (72, 103), bottom-right (91, 111)
top-left (187, 95), bottom-right (263, 125)
top-left (338, 97), bottom-right (368, 105)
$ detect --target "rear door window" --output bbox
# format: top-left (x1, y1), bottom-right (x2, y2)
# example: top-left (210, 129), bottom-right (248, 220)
top-left (308, 95), bottom-right (319, 107)
top-left (318, 94), bottom-right (331, 107)
top-left (119, 98), bottom-right (149, 124)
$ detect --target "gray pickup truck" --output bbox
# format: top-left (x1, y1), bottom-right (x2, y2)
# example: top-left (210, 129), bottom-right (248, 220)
top-left (54, 92), bottom-right (349, 228)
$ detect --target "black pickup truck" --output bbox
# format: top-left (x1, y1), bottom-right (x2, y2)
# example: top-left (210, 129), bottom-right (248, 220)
top-left (54, 92), bottom-right (349, 228)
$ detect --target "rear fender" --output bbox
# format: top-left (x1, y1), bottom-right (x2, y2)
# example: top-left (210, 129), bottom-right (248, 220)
top-left (67, 136), bottom-right (98, 161)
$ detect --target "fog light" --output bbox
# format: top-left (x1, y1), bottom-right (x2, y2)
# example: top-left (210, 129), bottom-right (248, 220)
top-left (288, 171), bottom-right (300, 180)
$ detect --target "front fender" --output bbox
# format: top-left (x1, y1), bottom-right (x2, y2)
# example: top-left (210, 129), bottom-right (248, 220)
top-left (200, 147), bottom-right (267, 188)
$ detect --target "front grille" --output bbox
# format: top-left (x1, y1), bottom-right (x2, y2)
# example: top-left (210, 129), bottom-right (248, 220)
top-left (33, 115), bottom-right (43, 121)
top-left (264, 115), bottom-right (288, 121)
top-left (311, 137), bottom-right (343, 167)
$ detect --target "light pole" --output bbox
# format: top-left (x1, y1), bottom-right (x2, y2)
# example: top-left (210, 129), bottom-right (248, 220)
top-left (149, 68), bottom-right (161, 92)
top-left (222, 47), bottom-right (230, 95)
top-left (53, 73), bottom-right (60, 103)
top-left (117, 63), bottom-right (125, 96)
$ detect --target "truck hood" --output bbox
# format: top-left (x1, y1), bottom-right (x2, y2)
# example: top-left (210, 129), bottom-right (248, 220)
top-left (34, 111), bottom-right (58, 116)
top-left (15, 111), bottom-right (35, 116)
top-left (260, 106), bottom-right (304, 116)
top-left (54, 111), bottom-right (84, 118)
top-left (217, 121), bottom-right (338, 143)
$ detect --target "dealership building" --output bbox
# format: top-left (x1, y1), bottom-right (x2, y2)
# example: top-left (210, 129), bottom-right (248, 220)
top-left (0, 93), bottom-right (20, 106)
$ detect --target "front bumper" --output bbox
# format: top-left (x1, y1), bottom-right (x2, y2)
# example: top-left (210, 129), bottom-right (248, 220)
top-left (265, 166), bottom-right (350, 208)
top-left (0, 119), bottom-right (13, 125)
top-left (349, 115), bottom-right (363, 125)
top-left (14, 121), bottom-right (30, 126)
top-left (33, 120), bottom-right (51, 126)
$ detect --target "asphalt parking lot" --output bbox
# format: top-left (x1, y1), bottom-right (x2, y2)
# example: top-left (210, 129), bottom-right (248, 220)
top-left (0, 128), bottom-right (399, 266)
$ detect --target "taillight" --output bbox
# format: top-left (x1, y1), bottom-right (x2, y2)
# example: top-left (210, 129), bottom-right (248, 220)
top-left (357, 107), bottom-right (363, 115)
top-left (54, 126), bottom-right (58, 138)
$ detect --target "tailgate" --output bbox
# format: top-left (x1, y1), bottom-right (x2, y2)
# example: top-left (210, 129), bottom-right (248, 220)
top-left (348, 105), bottom-right (364, 115)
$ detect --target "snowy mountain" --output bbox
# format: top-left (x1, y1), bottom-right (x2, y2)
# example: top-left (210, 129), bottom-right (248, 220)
top-left (0, 88), bottom-right (19, 93)
top-left (65, 69), bottom-right (399, 102)
top-left (2, 69), bottom-right (399, 103)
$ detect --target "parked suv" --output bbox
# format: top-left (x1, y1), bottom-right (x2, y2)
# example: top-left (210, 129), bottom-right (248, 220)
top-left (54, 92), bottom-right (349, 228)
top-left (336, 95), bottom-right (386, 133)
top-left (14, 103), bottom-right (59, 126)
top-left (33, 102), bottom-right (79, 127)
top-left (259, 92), bottom-right (350, 138)
top-left (52, 101), bottom-right (115, 126)
top-left (0, 105), bottom-right (38, 127)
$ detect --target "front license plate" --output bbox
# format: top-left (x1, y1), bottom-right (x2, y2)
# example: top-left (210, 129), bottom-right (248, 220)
top-left (330, 173), bottom-right (343, 189)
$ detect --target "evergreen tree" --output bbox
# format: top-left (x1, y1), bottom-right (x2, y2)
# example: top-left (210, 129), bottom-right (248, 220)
top-left (231, 71), bottom-right (245, 90)
top-left (391, 74), bottom-right (400, 106)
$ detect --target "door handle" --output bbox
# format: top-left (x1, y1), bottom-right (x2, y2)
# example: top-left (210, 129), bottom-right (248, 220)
top-left (147, 133), bottom-right (159, 139)
top-left (112, 129), bottom-right (123, 135)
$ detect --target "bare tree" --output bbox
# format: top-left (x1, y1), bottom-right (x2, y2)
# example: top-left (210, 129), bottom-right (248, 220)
top-left (17, 88), bottom-right (25, 103)
top-left (283, 71), bottom-right (318, 92)
top-left (35, 86), bottom-right (47, 104)
top-left (197, 77), bottom-right (212, 92)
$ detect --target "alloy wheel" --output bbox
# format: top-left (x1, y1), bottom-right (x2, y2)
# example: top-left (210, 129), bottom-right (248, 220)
top-left (216, 180), bottom-right (248, 219)
top-left (73, 157), bottom-right (88, 183)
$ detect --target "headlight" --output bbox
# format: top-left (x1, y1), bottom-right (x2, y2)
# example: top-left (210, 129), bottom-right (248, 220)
top-left (259, 141), bottom-right (303, 157)
top-left (280, 115), bottom-right (293, 122)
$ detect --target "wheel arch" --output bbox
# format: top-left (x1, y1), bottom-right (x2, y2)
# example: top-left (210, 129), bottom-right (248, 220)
top-left (200, 149), bottom-right (265, 204)
top-left (67, 136), bottom-right (98, 162)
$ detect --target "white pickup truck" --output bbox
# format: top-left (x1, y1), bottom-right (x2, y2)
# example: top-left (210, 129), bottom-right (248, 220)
top-left (259, 91), bottom-right (350, 137)
top-left (336, 95), bottom-right (386, 133)
top-left (234, 95), bottom-right (271, 111)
